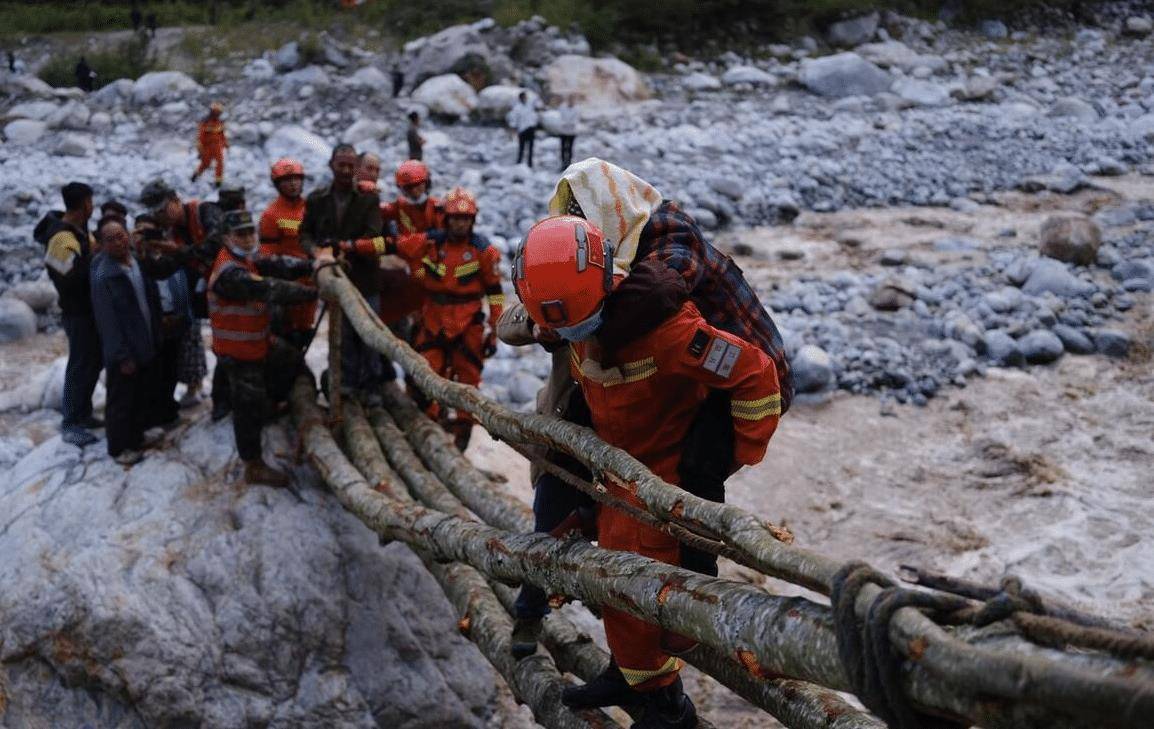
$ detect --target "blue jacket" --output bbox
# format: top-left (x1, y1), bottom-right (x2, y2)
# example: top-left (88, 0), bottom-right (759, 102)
top-left (90, 253), bottom-right (162, 369)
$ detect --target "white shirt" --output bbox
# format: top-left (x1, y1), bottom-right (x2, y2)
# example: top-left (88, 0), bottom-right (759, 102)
top-left (506, 100), bottom-right (539, 133)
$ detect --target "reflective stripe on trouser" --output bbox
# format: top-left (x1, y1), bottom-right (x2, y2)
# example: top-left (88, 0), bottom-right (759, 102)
top-left (598, 481), bottom-right (686, 692)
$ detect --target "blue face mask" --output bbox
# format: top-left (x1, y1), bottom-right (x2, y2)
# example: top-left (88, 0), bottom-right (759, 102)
top-left (555, 308), bottom-right (604, 342)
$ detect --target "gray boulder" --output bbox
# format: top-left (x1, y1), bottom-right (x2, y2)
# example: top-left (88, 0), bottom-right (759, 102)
top-left (1038, 215), bottom-right (1101, 265)
top-left (721, 66), bottom-right (777, 87)
top-left (1052, 324), bottom-right (1096, 354)
top-left (1093, 330), bottom-right (1131, 357)
top-left (274, 41), bottom-right (301, 72)
top-left (54, 133), bottom-right (91, 157)
top-left (798, 52), bottom-right (893, 98)
top-left (1112, 260), bottom-right (1153, 282)
top-left (891, 78), bottom-right (950, 107)
top-left (0, 297), bottom-right (37, 342)
top-left (980, 20), bottom-right (1009, 39)
top-left (1124, 16), bottom-right (1153, 36)
top-left (0, 423), bottom-right (497, 727)
top-left (984, 330), bottom-right (1024, 367)
top-left (827, 12), bottom-right (879, 47)
top-left (1021, 259), bottom-right (1094, 298)
top-left (342, 117), bottom-right (390, 146)
top-left (404, 24), bottom-right (496, 86)
top-left (792, 344), bottom-right (834, 393)
top-left (6, 280), bottom-right (58, 313)
top-left (131, 71), bottom-right (202, 105)
top-left (682, 72), bottom-right (722, 92)
top-left (1048, 97), bottom-right (1100, 123)
top-left (954, 75), bottom-right (999, 101)
top-left (1019, 330), bottom-right (1064, 364)
top-left (3, 119), bottom-right (48, 145)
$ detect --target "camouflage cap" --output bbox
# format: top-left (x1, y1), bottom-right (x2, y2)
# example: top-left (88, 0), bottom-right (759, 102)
top-left (139, 180), bottom-right (176, 208)
top-left (223, 209), bottom-right (255, 233)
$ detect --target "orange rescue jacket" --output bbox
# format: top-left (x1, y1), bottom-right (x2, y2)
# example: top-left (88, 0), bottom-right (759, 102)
top-left (208, 247), bottom-right (269, 361)
top-left (396, 230), bottom-right (504, 339)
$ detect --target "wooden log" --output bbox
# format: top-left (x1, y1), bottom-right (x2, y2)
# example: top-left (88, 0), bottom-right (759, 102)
top-left (310, 273), bottom-right (1154, 729)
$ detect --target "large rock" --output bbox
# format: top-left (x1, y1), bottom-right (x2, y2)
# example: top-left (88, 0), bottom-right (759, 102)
top-left (243, 58), bottom-right (275, 80)
top-left (3, 119), bottom-right (48, 145)
top-left (1019, 330), bottom-right (1064, 364)
top-left (88, 78), bottom-right (135, 107)
top-left (1124, 16), bottom-right (1153, 36)
top-left (131, 71), bottom-right (202, 105)
top-left (792, 344), bottom-right (834, 393)
top-left (1052, 324), bottom-right (1095, 354)
top-left (720, 66), bottom-right (777, 87)
top-left (1048, 97), bottom-right (1099, 123)
top-left (1021, 259), bottom-right (1095, 298)
top-left (0, 424), bottom-right (497, 727)
top-left (798, 52), bottom-right (892, 98)
top-left (542, 55), bottom-right (650, 106)
top-left (274, 41), bottom-right (301, 72)
top-left (474, 85), bottom-right (539, 122)
top-left (54, 133), bottom-right (91, 157)
top-left (1039, 215), bottom-right (1101, 265)
top-left (954, 74), bottom-right (999, 101)
top-left (827, 12), bottom-right (879, 47)
top-left (1093, 329), bottom-right (1131, 357)
top-left (46, 99), bottom-right (91, 129)
top-left (347, 66), bottom-right (389, 89)
top-left (856, 41), bottom-right (947, 73)
top-left (6, 279), bottom-right (57, 313)
top-left (682, 72), bottom-right (722, 92)
top-left (342, 117), bottom-right (390, 146)
top-left (279, 65), bottom-right (332, 91)
top-left (404, 24), bottom-right (496, 86)
top-left (411, 74), bottom-right (478, 119)
top-left (984, 330), bottom-right (1024, 367)
top-left (891, 78), bottom-right (950, 107)
top-left (264, 125), bottom-right (333, 174)
top-left (0, 297), bottom-right (37, 343)
top-left (6, 100), bottom-right (59, 121)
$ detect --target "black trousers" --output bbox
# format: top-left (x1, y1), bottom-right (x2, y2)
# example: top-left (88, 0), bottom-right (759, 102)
top-left (514, 471), bottom-right (595, 619)
top-left (153, 332), bottom-right (184, 426)
top-left (105, 360), bottom-right (159, 456)
top-left (676, 391), bottom-right (735, 577)
top-left (517, 128), bottom-right (535, 167)
top-left (61, 314), bottom-right (103, 429)
top-left (559, 135), bottom-right (575, 169)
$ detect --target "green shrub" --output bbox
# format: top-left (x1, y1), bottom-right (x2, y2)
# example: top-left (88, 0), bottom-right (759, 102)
top-left (38, 33), bottom-right (161, 89)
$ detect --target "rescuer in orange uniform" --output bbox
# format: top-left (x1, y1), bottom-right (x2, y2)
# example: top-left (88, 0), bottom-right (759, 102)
top-left (192, 102), bottom-right (229, 187)
top-left (258, 157), bottom-right (316, 348)
top-left (513, 216), bottom-right (781, 729)
top-left (348, 186), bottom-right (503, 450)
top-left (377, 160), bottom-right (442, 331)
top-left (209, 210), bottom-right (321, 487)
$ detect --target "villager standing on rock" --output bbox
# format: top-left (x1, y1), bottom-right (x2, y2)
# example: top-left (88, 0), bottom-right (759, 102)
top-left (299, 144), bottom-right (386, 399)
top-left (35, 182), bottom-right (102, 447)
top-left (141, 180), bottom-right (223, 413)
top-left (507, 91), bottom-right (539, 168)
top-left (209, 210), bottom-right (320, 487)
top-left (392, 63), bottom-right (404, 98)
top-left (259, 157), bottom-right (316, 349)
top-left (406, 111), bottom-right (424, 161)
top-left (74, 56), bottom-right (95, 92)
top-left (555, 95), bottom-right (579, 170)
top-left (191, 102), bottom-right (229, 188)
top-left (514, 215), bottom-right (781, 728)
top-left (90, 217), bottom-right (165, 466)
top-left (381, 187), bottom-right (503, 450)
top-left (502, 159), bottom-right (793, 660)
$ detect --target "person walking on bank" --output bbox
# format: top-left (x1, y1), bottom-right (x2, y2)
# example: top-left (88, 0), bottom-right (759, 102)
top-left (209, 210), bottom-right (320, 487)
top-left (406, 111), bottom-right (425, 161)
top-left (191, 102), bottom-right (229, 188)
top-left (90, 217), bottom-right (164, 466)
top-left (556, 95), bottom-right (579, 170)
top-left (35, 182), bottom-right (102, 447)
top-left (392, 63), bottom-right (404, 98)
top-left (507, 91), bottom-right (538, 168)
top-left (299, 144), bottom-right (386, 399)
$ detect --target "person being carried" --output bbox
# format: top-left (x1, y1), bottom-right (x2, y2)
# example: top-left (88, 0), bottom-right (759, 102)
top-left (191, 102), bottom-right (229, 188)
top-left (348, 187), bottom-right (502, 450)
top-left (513, 215), bottom-right (781, 729)
top-left (208, 210), bottom-right (321, 487)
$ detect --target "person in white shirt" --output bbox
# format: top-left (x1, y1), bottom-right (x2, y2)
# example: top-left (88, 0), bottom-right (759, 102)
top-left (556, 94), bottom-right (580, 170)
top-left (506, 91), bottom-right (539, 168)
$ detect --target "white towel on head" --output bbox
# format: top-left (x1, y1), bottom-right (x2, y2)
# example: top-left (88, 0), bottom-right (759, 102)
top-left (547, 157), bottom-right (663, 276)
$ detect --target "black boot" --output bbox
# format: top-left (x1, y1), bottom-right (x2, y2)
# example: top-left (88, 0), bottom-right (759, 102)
top-left (632, 676), bottom-right (697, 729)
top-left (561, 659), bottom-right (642, 709)
top-left (510, 617), bottom-right (540, 660)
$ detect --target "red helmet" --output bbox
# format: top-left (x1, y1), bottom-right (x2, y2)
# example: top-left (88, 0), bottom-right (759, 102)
top-left (513, 216), bottom-right (613, 331)
top-left (442, 186), bottom-right (478, 217)
top-left (395, 160), bottom-right (430, 188)
top-left (270, 157), bottom-right (304, 182)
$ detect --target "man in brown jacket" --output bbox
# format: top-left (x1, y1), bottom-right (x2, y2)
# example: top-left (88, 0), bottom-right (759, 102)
top-left (299, 143), bottom-right (387, 399)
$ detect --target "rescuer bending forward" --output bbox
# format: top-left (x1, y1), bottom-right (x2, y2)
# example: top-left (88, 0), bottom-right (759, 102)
top-left (513, 216), bottom-right (781, 729)
top-left (209, 210), bottom-right (321, 487)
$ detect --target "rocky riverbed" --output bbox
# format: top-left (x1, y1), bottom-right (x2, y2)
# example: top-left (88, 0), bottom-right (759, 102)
top-left (1, 3), bottom-right (1152, 727)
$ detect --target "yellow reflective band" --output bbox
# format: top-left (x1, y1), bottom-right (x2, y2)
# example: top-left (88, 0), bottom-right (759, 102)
top-left (618, 356), bottom-right (657, 384)
top-left (486, 293), bottom-right (505, 306)
top-left (731, 393), bottom-right (782, 420)
top-left (618, 657), bottom-right (684, 687)
top-left (423, 257), bottom-right (446, 277)
top-left (370, 236), bottom-right (387, 255)
top-left (276, 218), bottom-right (301, 231)
top-left (454, 260), bottom-right (481, 277)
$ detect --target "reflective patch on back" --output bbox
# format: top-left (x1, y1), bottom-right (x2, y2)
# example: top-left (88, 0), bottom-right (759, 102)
top-left (701, 336), bottom-right (742, 379)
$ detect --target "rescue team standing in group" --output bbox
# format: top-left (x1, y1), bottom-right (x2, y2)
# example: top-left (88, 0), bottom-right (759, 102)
top-left (39, 101), bottom-right (793, 729)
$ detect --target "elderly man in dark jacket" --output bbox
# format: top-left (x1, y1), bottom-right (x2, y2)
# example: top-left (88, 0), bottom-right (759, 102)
top-left (90, 217), bottom-right (164, 465)
top-left (299, 143), bottom-right (386, 400)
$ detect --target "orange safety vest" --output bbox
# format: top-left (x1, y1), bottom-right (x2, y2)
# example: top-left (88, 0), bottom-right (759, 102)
top-left (208, 247), bottom-right (269, 361)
